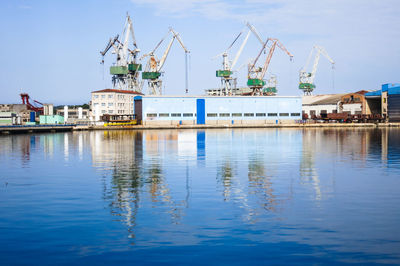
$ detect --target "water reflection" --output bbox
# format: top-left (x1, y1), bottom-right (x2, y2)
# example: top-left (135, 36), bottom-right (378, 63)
top-left (1, 128), bottom-right (400, 247)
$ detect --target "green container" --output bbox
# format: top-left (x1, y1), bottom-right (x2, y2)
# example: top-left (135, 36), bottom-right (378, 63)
top-left (128, 63), bottom-right (142, 72)
top-left (299, 83), bottom-right (316, 90)
top-left (110, 66), bottom-right (128, 75)
top-left (142, 72), bottom-right (161, 80)
top-left (247, 79), bottom-right (265, 87)
top-left (216, 70), bottom-right (232, 77)
top-left (39, 115), bottom-right (64, 125)
top-left (263, 87), bottom-right (277, 94)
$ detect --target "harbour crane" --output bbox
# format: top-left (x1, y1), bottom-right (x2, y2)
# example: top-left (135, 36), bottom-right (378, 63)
top-left (214, 22), bottom-right (265, 96)
top-left (100, 13), bottom-right (142, 92)
top-left (20, 93), bottom-right (43, 113)
top-left (299, 45), bottom-right (334, 95)
top-left (141, 28), bottom-right (189, 95)
top-left (247, 38), bottom-right (293, 95)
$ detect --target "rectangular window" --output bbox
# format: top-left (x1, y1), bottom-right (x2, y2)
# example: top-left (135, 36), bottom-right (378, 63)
top-left (108, 95), bottom-right (113, 99)
top-left (244, 113), bottom-right (254, 117)
top-left (183, 113), bottom-right (193, 117)
top-left (159, 113), bottom-right (169, 117)
top-left (147, 113), bottom-right (157, 117)
top-left (268, 113), bottom-right (278, 117)
top-left (171, 113), bottom-right (182, 117)
top-left (290, 113), bottom-right (301, 117)
top-left (94, 95), bottom-right (99, 99)
top-left (219, 113), bottom-right (230, 117)
top-left (109, 110), bottom-right (114, 114)
top-left (101, 95), bottom-right (106, 99)
top-left (207, 113), bottom-right (217, 117)
top-left (279, 113), bottom-right (289, 117)
top-left (108, 103), bottom-right (113, 107)
top-left (256, 113), bottom-right (266, 117)
top-left (101, 110), bottom-right (106, 114)
top-left (93, 103), bottom-right (99, 106)
top-left (101, 103), bottom-right (106, 107)
top-left (232, 113), bottom-right (242, 117)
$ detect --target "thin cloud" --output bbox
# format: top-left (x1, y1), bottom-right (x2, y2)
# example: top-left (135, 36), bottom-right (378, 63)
top-left (18, 5), bottom-right (32, 9)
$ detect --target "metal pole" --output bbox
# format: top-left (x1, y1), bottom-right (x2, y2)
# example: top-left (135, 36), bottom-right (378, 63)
top-left (185, 52), bottom-right (189, 94)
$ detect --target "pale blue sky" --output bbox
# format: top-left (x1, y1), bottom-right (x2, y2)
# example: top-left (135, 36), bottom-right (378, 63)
top-left (1, 0), bottom-right (399, 104)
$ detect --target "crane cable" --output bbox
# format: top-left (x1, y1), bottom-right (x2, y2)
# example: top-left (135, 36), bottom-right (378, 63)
top-left (332, 64), bottom-right (335, 91)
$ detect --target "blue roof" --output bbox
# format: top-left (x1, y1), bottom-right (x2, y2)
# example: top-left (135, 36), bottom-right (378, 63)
top-left (382, 83), bottom-right (400, 92)
top-left (365, 90), bottom-right (381, 96)
top-left (366, 83), bottom-right (400, 96)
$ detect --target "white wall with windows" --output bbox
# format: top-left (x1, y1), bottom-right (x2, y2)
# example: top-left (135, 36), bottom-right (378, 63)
top-left (137, 96), bottom-right (302, 125)
top-left (91, 89), bottom-right (140, 118)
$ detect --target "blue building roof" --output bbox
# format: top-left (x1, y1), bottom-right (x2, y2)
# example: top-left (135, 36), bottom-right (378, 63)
top-left (365, 90), bottom-right (381, 96)
top-left (365, 83), bottom-right (400, 97)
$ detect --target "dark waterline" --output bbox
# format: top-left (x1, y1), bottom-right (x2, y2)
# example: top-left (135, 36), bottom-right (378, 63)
top-left (1, 128), bottom-right (400, 265)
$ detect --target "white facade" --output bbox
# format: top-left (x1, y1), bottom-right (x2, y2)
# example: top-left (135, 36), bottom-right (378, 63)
top-left (91, 89), bottom-right (140, 117)
top-left (342, 103), bottom-right (362, 114)
top-left (302, 103), bottom-right (340, 117)
top-left (136, 96), bottom-right (302, 125)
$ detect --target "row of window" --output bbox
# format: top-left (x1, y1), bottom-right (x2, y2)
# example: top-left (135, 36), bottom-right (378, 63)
top-left (147, 113), bottom-right (195, 117)
top-left (206, 113), bottom-right (300, 117)
top-left (93, 94), bottom-right (135, 100)
top-left (146, 113), bottom-right (301, 118)
top-left (100, 110), bottom-right (127, 114)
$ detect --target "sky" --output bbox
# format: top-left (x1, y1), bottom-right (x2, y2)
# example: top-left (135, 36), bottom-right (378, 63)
top-left (0, 0), bottom-right (399, 104)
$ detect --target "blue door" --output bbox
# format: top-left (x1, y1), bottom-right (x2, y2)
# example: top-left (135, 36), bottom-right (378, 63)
top-left (196, 99), bottom-right (205, 125)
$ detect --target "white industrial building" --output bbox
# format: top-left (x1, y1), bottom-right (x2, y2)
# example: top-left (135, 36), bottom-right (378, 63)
top-left (134, 96), bottom-right (302, 125)
top-left (302, 94), bottom-right (345, 117)
top-left (91, 89), bottom-right (142, 118)
top-left (302, 92), bottom-right (368, 118)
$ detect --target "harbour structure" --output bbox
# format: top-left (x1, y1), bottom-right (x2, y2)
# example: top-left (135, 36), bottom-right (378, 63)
top-left (100, 13), bottom-right (142, 92)
top-left (247, 38), bottom-right (293, 96)
top-left (91, 88), bottom-right (142, 120)
top-left (365, 83), bottom-right (400, 122)
top-left (39, 115), bottom-right (64, 125)
top-left (301, 85), bottom-right (400, 122)
top-left (302, 91), bottom-right (374, 118)
top-left (214, 22), bottom-right (264, 96)
top-left (133, 95), bottom-right (302, 126)
top-left (0, 104), bottom-right (30, 123)
top-left (0, 112), bottom-right (19, 125)
top-left (56, 107), bottom-right (90, 123)
top-left (299, 45), bottom-right (335, 95)
top-left (302, 93), bottom-right (346, 118)
top-left (141, 27), bottom-right (190, 95)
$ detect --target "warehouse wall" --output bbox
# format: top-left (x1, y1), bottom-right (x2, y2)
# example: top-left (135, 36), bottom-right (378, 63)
top-left (137, 96), bottom-right (302, 126)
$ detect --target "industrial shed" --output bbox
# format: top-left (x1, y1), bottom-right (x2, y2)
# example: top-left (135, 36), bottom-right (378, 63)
top-left (134, 96), bottom-right (302, 126)
top-left (365, 83), bottom-right (400, 122)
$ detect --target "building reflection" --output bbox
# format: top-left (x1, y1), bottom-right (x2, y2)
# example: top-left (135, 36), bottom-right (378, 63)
top-left (300, 128), bottom-right (394, 201)
top-left (1, 126), bottom-right (399, 243)
top-left (89, 130), bottom-right (191, 242)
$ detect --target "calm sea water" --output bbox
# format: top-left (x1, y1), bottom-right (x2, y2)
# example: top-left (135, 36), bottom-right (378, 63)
top-left (1, 128), bottom-right (400, 265)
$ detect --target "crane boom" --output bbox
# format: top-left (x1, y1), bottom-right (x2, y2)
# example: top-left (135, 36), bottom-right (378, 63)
top-left (309, 46), bottom-right (334, 83)
top-left (261, 38), bottom-right (293, 78)
top-left (246, 22), bottom-right (264, 46)
top-left (231, 30), bottom-right (251, 70)
top-left (142, 27), bottom-right (190, 95)
top-left (299, 45), bottom-right (334, 95)
top-left (247, 38), bottom-right (293, 95)
top-left (100, 35), bottom-right (119, 57)
top-left (170, 28), bottom-right (189, 53)
top-left (158, 37), bottom-right (175, 71)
